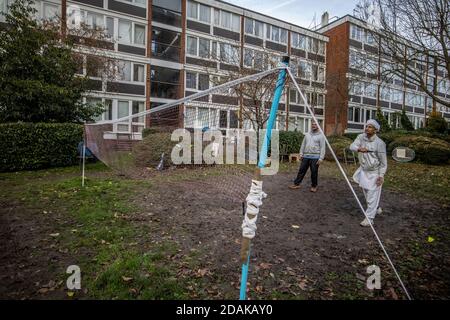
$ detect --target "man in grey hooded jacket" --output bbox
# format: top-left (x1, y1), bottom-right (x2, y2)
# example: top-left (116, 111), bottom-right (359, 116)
top-left (289, 121), bottom-right (326, 192)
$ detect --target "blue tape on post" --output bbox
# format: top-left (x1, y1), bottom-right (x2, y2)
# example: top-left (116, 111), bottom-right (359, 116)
top-left (239, 59), bottom-right (289, 301)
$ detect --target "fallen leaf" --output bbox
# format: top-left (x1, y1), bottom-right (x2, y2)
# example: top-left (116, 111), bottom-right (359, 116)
top-left (49, 233), bottom-right (60, 237)
top-left (389, 287), bottom-right (399, 300)
top-left (122, 276), bottom-right (133, 282)
top-left (67, 291), bottom-right (74, 297)
top-left (427, 236), bottom-right (435, 243)
top-left (38, 288), bottom-right (49, 294)
top-left (292, 225), bottom-right (300, 229)
top-left (259, 263), bottom-right (272, 270)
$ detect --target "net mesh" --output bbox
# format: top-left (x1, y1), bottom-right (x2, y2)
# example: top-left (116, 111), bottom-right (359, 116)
top-left (84, 67), bottom-right (284, 201)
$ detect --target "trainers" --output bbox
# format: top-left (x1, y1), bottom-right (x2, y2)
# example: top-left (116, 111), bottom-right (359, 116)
top-left (377, 207), bottom-right (383, 215)
top-left (360, 218), bottom-right (374, 227)
top-left (289, 184), bottom-right (301, 189)
top-left (310, 187), bottom-right (318, 193)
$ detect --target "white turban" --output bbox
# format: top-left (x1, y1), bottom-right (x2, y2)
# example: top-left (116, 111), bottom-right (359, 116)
top-left (366, 119), bottom-right (380, 131)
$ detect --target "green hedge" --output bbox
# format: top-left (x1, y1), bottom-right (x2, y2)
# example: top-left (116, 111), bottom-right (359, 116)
top-left (388, 135), bottom-right (450, 165)
top-left (132, 132), bottom-right (176, 168)
top-left (325, 135), bottom-right (353, 161)
top-left (279, 130), bottom-right (304, 155)
top-left (0, 123), bottom-right (83, 172)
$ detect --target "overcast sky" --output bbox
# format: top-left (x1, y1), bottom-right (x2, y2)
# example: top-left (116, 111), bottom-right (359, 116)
top-left (224, 0), bottom-right (360, 29)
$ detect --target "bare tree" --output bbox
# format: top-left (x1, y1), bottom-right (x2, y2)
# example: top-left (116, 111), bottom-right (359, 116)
top-left (360, 0), bottom-right (450, 109)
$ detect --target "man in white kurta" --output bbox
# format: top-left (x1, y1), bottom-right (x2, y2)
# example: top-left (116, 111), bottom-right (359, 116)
top-left (350, 119), bottom-right (387, 227)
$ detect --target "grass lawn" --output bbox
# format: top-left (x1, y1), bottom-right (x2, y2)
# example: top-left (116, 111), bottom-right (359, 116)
top-left (0, 159), bottom-right (449, 299)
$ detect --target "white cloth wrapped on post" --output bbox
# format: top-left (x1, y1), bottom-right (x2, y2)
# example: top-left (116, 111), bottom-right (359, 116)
top-left (242, 180), bottom-right (267, 239)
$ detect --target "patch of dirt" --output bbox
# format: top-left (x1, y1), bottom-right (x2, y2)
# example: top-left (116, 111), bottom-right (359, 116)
top-left (137, 172), bottom-right (450, 299)
top-left (0, 201), bottom-right (84, 299)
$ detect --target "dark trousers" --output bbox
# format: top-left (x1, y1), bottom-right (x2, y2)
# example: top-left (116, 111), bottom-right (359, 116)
top-left (294, 158), bottom-right (319, 187)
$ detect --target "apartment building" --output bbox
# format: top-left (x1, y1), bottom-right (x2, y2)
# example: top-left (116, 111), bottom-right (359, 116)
top-left (317, 15), bottom-right (450, 135)
top-left (1, 0), bottom-right (328, 138)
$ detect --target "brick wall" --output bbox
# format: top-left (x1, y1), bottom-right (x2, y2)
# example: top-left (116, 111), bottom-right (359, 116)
top-left (324, 22), bottom-right (350, 135)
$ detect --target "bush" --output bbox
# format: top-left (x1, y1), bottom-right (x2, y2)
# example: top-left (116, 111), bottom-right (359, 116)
top-left (378, 130), bottom-right (411, 146)
top-left (375, 108), bottom-right (391, 132)
top-left (325, 135), bottom-right (353, 161)
top-left (0, 122), bottom-right (83, 172)
top-left (426, 113), bottom-right (449, 134)
top-left (279, 130), bottom-right (304, 155)
top-left (132, 132), bottom-right (177, 168)
top-left (400, 109), bottom-right (415, 131)
top-left (343, 132), bottom-right (359, 141)
top-left (141, 126), bottom-right (174, 138)
top-left (388, 135), bottom-right (450, 165)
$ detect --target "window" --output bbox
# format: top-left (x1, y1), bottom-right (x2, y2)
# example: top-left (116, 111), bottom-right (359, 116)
top-left (116, 60), bottom-right (145, 83)
top-left (185, 72), bottom-right (209, 91)
top-left (199, 3), bottom-right (210, 23)
top-left (187, 1), bottom-right (198, 19)
top-left (150, 66), bottom-right (180, 99)
top-left (199, 38), bottom-right (210, 58)
top-left (380, 86), bottom-right (391, 101)
top-left (292, 33), bottom-right (307, 50)
top-left (266, 25), bottom-right (287, 44)
top-left (133, 64), bottom-right (145, 82)
top-left (364, 82), bottom-right (377, 98)
top-left (86, 56), bottom-right (102, 78)
top-left (134, 24), bottom-right (145, 45)
top-left (244, 48), bottom-right (252, 67)
top-left (186, 72), bottom-right (196, 89)
top-left (153, 0), bottom-right (181, 12)
top-left (187, 36), bottom-right (198, 55)
top-left (350, 24), bottom-right (362, 42)
top-left (220, 43), bottom-right (239, 65)
top-left (151, 27), bottom-right (181, 62)
top-left (243, 48), bottom-right (263, 70)
top-left (119, 19), bottom-right (145, 46)
top-left (117, 60), bottom-right (131, 81)
top-left (43, 3), bottom-right (59, 21)
top-left (106, 17), bottom-right (114, 39)
top-left (391, 89), bottom-right (403, 103)
top-left (132, 101), bottom-right (145, 124)
top-left (311, 65), bottom-right (325, 82)
top-left (221, 11), bottom-right (231, 29)
top-left (244, 18), bottom-right (263, 38)
top-left (214, 9), bottom-right (240, 32)
top-left (119, 20), bottom-right (132, 43)
top-left (198, 74), bottom-right (209, 90)
top-left (349, 81), bottom-right (363, 96)
top-left (123, 0), bottom-right (147, 7)
top-left (187, 1), bottom-right (211, 23)
top-left (299, 61), bottom-right (311, 80)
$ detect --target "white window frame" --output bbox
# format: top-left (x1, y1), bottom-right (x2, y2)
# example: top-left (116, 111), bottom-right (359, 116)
top-left (118, 19), bottom-right (146, 47)
top-left (213, 8), bottom-right (240, 32)
top-left (266, 24), bottom-right (287, 45)
top-left (244, 17), bottom-right (264, 38)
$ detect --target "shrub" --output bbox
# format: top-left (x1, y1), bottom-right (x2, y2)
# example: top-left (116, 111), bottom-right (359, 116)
top-left (400, 109), bottom-right (415, 131)
top-left (279, 130), bottom-right (304, 155)
top-left (132, 132), bottom-right (177, 168)
top-left (141, 126), bottom-right (174, 138)
top-left (378, 130), bottom-right (411, 146)
top-left (388, 135), bottom-right (450, 165)
top-left (0, 122), bottom-right (83, 172)
top-left (325, 135), bottom-right (353, 161)
top-left (375, 108), bottom-right (391, 132)
top-left (426, 113), bottom-right (449, 134)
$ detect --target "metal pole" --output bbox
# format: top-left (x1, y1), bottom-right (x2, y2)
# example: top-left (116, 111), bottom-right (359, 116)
top-left (82, 125), bottom-right (86, 187)
top-left (239, 57), bottom-right (290, 300)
